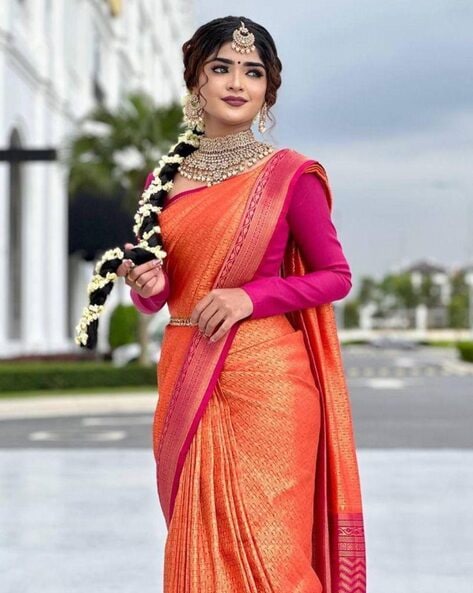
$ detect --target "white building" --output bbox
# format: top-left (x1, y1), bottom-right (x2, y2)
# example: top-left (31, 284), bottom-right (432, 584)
top-left (0, 0), bottom-right (194, 357)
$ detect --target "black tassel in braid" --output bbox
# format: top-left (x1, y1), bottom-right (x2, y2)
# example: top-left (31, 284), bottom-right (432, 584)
top-left (75, 127), bottom-right (202, 350)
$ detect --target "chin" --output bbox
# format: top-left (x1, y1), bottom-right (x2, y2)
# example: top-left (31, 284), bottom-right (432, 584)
top-left (224, 109), bottom-right (253, 120)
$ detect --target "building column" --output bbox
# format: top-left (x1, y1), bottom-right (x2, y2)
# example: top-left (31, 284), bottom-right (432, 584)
top-left (0, 4), bottom-right (9, 354)
top-left (45, 162), bottom-right (69, 351)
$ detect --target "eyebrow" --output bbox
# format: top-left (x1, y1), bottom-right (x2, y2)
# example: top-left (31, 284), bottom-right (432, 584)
top-left (208, 56), bottom-right (266, 69)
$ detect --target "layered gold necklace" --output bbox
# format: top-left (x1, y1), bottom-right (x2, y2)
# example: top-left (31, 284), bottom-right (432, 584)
top-left (178, 128), bottom-right (275, 187)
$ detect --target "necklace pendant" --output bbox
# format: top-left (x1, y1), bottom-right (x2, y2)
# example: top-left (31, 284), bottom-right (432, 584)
top-left (178, 128), bottom-right (275, 186)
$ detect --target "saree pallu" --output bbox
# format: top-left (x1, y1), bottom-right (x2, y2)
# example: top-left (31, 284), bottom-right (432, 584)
top-left (154, 148), bottom-right (366, 592)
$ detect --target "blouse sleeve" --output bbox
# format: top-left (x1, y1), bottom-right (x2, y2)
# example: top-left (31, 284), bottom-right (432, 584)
top-left (129, 172), bottom-right (171, 315)
top-left (240, 172), bottom-right (352, 320)
top-left (130, 273), bottom-right (170, 315)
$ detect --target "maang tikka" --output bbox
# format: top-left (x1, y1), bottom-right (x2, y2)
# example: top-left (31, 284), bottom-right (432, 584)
top-left (182, 90), bottom-right (205, 132)
top-left (232, 21), bottom-right (267, 134)
top-left (231, 21), bottom-right (256, 54)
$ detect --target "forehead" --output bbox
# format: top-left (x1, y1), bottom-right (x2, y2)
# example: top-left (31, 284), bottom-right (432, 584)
top-left (209, 40), bottom-right (263, 64)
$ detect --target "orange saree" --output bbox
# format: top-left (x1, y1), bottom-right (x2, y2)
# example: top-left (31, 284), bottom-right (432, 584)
top-left (153, 148), bottom-right (366, 592)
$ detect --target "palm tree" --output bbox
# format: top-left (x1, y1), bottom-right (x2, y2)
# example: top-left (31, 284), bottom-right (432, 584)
top-left (65, 91), bottom-right (183, 364)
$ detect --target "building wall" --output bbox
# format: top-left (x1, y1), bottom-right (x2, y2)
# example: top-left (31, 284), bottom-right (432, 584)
top-left (0, 0), bottom-right (194, 357)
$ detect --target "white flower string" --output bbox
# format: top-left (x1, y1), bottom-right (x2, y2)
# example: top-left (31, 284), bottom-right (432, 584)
top-left (74, 127), bottom-right (203, 349)
top-left (87, 272), bottom-right (118, 294)
top-left (75, 304), bottom-right (105, 347)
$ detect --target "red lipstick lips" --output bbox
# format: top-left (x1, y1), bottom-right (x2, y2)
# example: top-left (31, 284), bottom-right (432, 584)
top-left (222, 96), bottom-right (248, 106)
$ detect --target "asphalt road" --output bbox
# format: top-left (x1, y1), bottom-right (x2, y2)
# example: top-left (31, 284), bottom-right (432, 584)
top-left (0, 346), bottom-right (471, 449)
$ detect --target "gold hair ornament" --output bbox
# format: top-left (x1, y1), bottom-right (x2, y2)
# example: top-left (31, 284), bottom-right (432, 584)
top-left (231, 20), bottom-right (256, 54)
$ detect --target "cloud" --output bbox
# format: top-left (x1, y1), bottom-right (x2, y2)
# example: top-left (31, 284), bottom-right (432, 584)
top-left (195, 1), bottom-right (473, 288)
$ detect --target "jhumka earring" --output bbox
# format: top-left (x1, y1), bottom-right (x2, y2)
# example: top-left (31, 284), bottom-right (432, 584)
top-left (258, 102), bottom-right (268, 134)
top-left (182, 91), bottom-right (205, 132)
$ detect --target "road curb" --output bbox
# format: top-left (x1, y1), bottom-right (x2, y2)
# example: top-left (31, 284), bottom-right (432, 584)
top-left (442, 360), bottom-right (473, 376)
top-left (0, 392), bottom-right (157, 420)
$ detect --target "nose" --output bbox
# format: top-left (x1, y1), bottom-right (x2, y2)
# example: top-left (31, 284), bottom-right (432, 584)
top-left (228, 67), bottom-right (243, 91)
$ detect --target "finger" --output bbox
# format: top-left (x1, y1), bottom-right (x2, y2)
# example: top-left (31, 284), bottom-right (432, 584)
top-left (135, 259), bottom-right (162, 275)
top-left (190, 292), bottom-right (216, 326)
top-left (198, 303), bottom-right (220, 334)
top-left (140, 274), bottom-right (161, 297)
top-left (209, 319), bottom-right (233, 342)
top-left (117, 260), bottom-right (133, 277)
top-left (125, 263), bottom-right (137, 282)
top-left (139, 272), bottom-right (158, 291)
top-left (202, 310), bottom-right (225, 337)
top-left (135, 268), bottom-right (159, 287)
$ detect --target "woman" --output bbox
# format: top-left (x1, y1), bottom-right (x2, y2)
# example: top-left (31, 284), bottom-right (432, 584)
top-left (85, 15), bottom-right (365, 593)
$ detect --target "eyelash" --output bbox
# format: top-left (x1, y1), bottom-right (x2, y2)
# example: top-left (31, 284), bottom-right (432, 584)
top-left (210, 65), bottom-right (264, 78)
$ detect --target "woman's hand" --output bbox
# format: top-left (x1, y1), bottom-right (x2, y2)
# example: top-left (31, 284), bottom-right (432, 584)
top-left (190, 288), bottom-right (254, 342)
top-left (116, 242), bottom-right (166, 298)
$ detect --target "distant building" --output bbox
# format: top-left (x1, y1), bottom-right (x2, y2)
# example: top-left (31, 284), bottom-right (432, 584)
top-left (359, 257), bottom-right (472, 331)
top-left (0, 0), bottom-right (194, 357)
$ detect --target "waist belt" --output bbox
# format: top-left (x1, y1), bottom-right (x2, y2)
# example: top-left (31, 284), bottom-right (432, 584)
top-left (168, 316), bottom-right (194, 326)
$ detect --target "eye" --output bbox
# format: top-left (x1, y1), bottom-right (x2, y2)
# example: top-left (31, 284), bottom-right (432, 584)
top-left (210, 65), bottom-right (264, 78)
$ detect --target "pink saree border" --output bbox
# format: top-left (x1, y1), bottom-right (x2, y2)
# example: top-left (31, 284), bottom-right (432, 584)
top-left (162, 157), bottom-right (272, 212)
top-left (157, 148), bottom-right (311, 526)
top-left (280, 161), bottom-right (367, 592)
top-left (170, 321), bottom-right (239, 517)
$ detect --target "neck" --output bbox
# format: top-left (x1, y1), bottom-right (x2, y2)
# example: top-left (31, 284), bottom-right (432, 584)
top-left (202, 120), bottom-right (253, 139)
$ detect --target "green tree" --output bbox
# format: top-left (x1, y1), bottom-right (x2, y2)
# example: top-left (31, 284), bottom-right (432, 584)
top-left (380, 272), bottom-right (418, 309)
top-left (343, 299), bottom-right (360, 328)
top-left (358, 276), bottom-right (377, 305)
top-left (449, 271), bottom-right (469, 328)
top-left (108, 304), bottom-right (139, 350)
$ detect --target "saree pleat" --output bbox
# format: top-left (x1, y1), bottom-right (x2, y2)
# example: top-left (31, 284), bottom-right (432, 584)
top-left (154, 149), bottom-right (366, 592)
top-left (164, 315), bottom-right (323, 592)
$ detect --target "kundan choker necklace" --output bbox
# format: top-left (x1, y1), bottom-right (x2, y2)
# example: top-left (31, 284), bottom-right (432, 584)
top-left (178, 128), bottom-right (275, 186)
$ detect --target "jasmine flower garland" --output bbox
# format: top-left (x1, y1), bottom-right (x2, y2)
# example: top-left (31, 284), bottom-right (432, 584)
top-left (74, 126), bottom-right (203, 349)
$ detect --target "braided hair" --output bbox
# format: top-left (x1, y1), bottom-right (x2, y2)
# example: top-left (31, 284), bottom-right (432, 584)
top-left (74, 127), bottom-right (201, 349)
top-left (75, 16), bottom-right (282, 349)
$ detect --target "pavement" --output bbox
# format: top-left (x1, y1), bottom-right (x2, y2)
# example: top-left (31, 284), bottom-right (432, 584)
top-left (1, 345), bottom-right (472, 593)
top-left (0, 391), bottom-right (157, 420)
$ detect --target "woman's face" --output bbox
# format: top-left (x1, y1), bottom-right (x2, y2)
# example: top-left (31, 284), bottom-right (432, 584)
top-left (192, 41), bottom-right (268, 134)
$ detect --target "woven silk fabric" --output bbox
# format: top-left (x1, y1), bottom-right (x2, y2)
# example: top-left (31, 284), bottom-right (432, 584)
top-left (154, 149), bottom-right (366, 592)
top-left (164, 316), bottom-right (322, 592)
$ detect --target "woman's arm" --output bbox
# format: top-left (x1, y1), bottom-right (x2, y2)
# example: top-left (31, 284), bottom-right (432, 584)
top-left (129, 172), bottom-right (171, 314)
top-left (240, 171), bottom-right (352, 319)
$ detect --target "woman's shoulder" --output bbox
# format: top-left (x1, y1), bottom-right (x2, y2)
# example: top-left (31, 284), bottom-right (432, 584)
top-left (278, 147), bottom-right (329, 185)
top-left (280, 147), bottom-right (328, 178)
top-left (278, 148), bottom-right (332, 212)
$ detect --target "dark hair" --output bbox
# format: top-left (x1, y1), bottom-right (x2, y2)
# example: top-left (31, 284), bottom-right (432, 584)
top-left (182, 16), bottom-right (282, 132)
top-left (76, 17), bottom-right (281, 349)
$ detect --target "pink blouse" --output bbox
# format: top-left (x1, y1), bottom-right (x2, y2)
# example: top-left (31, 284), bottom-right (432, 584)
top-left (130, 169), bottom-right (352, 319)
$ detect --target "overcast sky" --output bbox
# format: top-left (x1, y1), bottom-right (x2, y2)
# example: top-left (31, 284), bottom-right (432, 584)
top-left (195, 1), bottom-right (473, 292)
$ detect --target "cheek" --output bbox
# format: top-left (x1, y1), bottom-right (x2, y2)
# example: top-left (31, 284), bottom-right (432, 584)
top-left (250, 76), bottom-right (267, 94)
top-left (202, 76), bottom-right (224, 99)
